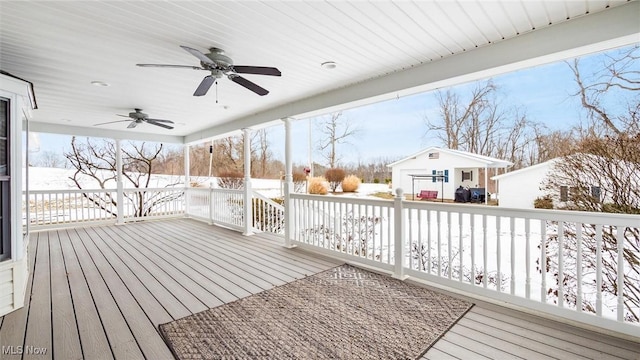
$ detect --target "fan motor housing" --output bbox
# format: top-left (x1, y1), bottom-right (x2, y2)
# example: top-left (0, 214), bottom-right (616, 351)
top-left (206, 48), bottom-right (233, 68)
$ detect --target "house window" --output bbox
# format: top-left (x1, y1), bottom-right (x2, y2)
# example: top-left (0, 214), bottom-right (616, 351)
top-left (431, 169), bottom-right (449, 183)
top-left (591, 186), bottom-right (601, 202)
top-left (0, 98), bottom-right (9, 261)
top-left (560, 186), bottom-right (568, 202)
top-left (428, 152), bottom-right (439, 159)
top-left (462, 171), bottom-right (473, 181)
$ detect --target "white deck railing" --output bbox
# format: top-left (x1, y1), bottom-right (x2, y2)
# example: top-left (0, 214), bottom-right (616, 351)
top-left (252, 191), bottom-right (285, 235)
top-left (24, 186), bottom-right (639, 337)
top-left (185, 187), bottom-right (245, 231)
top-left (185, 187), bottom-right (284, 234)
top-left (26, 188), bottom-right (185, 228)
top-left (289, 191), bottom-right (640, 338)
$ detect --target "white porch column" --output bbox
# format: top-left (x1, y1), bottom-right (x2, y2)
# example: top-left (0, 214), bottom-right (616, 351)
top-left (283, 117), bottom-right (295, 248)
top-left (184, 144), bottom-right (190, 216)
top-left (392, 188), bottom-right (407, 279)
top-left (115, 139), bottom-right (124, 225)
top-left (484, 165), bottom-right (489, 205)
top-left (242, 128), bottom-right (254, 236)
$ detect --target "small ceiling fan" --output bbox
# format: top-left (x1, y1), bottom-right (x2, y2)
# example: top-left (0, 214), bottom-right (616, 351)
top-left (137, 45), bottom-right (281, 96)
top-left (94, 109), bottom-right (174, 129)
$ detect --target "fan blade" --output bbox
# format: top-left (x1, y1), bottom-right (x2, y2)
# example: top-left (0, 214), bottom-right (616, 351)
top-left (180, 45), bottom-right (214, 65)
top-left (194, 75), bottom-right (215, 96)
top-left (127, 121), bottom-right (138, 129)
top-left (146, 118), bottom-right (174, 124)
top-left (94, 120), bottom-right (131, 126)
top-left (147, 120), bottom-right (174, 129)
top-left (232, 66), bottom-right (281, 76)
top-left (136, 64), bottom-right (204, 70)
top-left (229, 75), bottom-right (269, 96)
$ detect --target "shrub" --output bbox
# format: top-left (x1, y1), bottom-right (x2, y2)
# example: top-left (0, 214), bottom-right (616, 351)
top-left (292, 171), bottom-right (308, 193)
top-left (533, 196), bottom-right (553, 209)
top-left (217, 171), bottom-right (244, 189)
top-left (341, 175), bottom-right (361, 192)
top-left (325, 168), bottom-right (346, 192)
top-left (308, 176), bottom-right (328, 195)
top-left (384, 178), bottom-right (392, 184)
top-left (373, 178), bottom-right (380, 184)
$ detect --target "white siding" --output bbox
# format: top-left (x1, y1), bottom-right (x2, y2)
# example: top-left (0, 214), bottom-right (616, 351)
top-left (497, 164), bottom-right (550, 208)
top-left (0, 267), bottom-right (14, 315)
top-left (391, 150), bottom-right (487, 199)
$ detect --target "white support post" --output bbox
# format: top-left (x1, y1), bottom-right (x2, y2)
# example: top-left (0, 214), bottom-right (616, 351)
top-left (283, 117), bottom-right (295, 248)
top-left (184, 144), bottom-right (190, 217)
top-left (393, 188), bottom-right (407, 279)
top-left (242, 128), bottom-right (254, 236)
top-left (484, 165), bottom-right (489, 204)
top-left (115, 139), bottom-right (124, 225)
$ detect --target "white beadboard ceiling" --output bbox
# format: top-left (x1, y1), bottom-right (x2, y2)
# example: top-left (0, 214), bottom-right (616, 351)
top-left (0, 1), bottom-right (638, 144)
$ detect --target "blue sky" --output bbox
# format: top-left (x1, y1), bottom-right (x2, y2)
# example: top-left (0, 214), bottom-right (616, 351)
top-left (32, 44), bottom-right (635, 167)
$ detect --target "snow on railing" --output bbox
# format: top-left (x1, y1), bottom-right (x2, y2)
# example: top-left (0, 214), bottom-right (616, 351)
top-left (26, 188), bottom-right (185, 228)
top-left (185, 187), bottom-right (244, 231)
top-left (289, 190), bottom-right (640, 338)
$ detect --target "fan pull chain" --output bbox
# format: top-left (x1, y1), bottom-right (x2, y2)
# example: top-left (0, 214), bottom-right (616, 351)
top-left (215, 80), bottom-right (218, 104)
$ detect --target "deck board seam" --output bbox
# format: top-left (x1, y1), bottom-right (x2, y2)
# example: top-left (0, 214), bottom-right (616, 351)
top-left (71, 227), bottom-right (147, 359)
top-left (98, 224), bottom-right (210, 312)
top-left (91, 226), bottom-right (188, 321)
top-left (134, 222), bottom-right (285, 291)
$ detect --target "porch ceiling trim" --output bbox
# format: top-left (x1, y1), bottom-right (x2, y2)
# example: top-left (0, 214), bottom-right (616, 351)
top-left (29, 121), bottom-right (185, 144)
top-left (185, 1), bottom-right (640, 144)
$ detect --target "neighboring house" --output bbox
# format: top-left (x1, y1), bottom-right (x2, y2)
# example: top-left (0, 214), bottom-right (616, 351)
top-left (387, 147), bottom-right (512, 201)
top-left (493, 155), bottom-right (618, 209)
top-left (491, 159), bottom-right (558, 209)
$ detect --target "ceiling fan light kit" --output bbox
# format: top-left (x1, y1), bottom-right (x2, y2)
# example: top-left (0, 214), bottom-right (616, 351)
top-left (137, 45), bottom-right (281, 97)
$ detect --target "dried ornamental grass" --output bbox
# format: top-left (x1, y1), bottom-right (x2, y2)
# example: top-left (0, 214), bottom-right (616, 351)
top-left (308, 176), bottom-right (328, 195)
top-left (341, 174), bottom-right (361, 192)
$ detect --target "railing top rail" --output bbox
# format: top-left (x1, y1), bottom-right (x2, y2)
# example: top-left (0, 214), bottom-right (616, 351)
top-left (28, 187), bottom-right (185, 194)
top-left (403, 200), bottom-right (640, 226)
top-left (290, 193), bottom-right (394, 208)
top-left (209, 188), bottom-right (244, 194)
top-left (252, 190), bottom-right (285, 211)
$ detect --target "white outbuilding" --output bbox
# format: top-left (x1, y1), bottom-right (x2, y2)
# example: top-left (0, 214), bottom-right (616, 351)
top-left (387, 147), bottom-right (512, 202)
top-left (491, 158), bottom-right (557, 209)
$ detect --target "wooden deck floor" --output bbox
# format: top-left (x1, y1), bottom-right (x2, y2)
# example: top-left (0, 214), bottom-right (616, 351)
top-left (0, 219), bottom-right (638, 360)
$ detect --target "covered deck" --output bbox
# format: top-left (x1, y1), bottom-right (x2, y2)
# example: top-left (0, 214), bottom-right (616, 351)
top-left (1, 219), bottom-right (637, 359)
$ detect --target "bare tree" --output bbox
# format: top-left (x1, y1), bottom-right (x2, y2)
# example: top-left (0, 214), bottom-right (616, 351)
top-left (539, 46), bottom-right (640, 322)
top-left (64, 137), bottom-right (181, 218)
top-left (316, 112), bottom-right (360, 168)
top-left (34, 150), bottom-right (67, 168)
top-left (424, 81), bottom-right (539, 169)
top-left (567, 45), bottom-right (640, 136)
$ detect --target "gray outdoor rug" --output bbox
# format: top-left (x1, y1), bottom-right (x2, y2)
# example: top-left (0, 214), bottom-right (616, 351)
top-left (159, 264), bottom-right (473, 360)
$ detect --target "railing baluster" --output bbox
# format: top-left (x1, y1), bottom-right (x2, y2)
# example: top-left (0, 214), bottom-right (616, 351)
top-left (510, 217), bottom-right (516, 295)
top-left (483, 214), bottom-right (488, 288)
top-left (616, 226), bottom-right (624, 322)
top-left (558, 221), bottom-right (564, 308)
top-left (447, 211), bottom-right (452, 280)
top-left (596, 224), bottom-right (603, 316)
top-left (471, 214), bottom-right (475, 285)
top-left (408, 208), bottom-right (414, 270)
top-left (427, 210), bottom-right (432, 275)
top-left (458, 212), bottom-right (463, 282)
top-left (576, 222), bottom-right (582, 312)
top-left (417, 209), bottom-right (422, 271)
top-left (525, 218), bottom-right (531, 299)
top-left (496, 216), bottom-right (501, 292)
top-left (437, 211), bottom-right (442, 277)
top-left (541, 220), bottom-right (547, 303)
